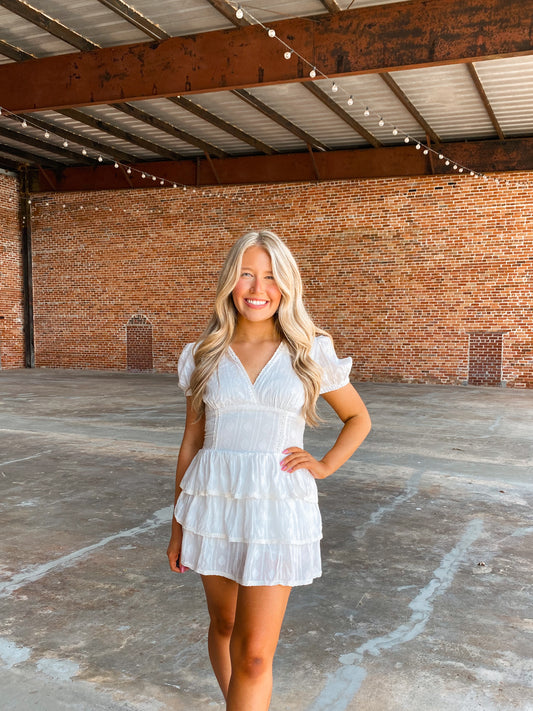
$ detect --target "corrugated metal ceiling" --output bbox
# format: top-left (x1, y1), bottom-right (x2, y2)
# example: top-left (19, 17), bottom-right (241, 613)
top-left (0, 0), bottom-right (531, 183)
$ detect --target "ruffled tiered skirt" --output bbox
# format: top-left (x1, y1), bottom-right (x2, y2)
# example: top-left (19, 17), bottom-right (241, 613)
top-left (174, 449), bottom-right (323, 586)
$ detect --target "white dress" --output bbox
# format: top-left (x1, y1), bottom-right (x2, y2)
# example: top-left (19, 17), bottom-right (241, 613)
top-left (174, 335), bottom-right (352, 587)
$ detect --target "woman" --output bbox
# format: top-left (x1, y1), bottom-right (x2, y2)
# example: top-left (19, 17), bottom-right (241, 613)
top-left (167, 230), bottom-right (371, 710)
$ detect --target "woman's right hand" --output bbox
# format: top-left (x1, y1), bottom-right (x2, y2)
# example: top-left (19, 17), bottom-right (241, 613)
top-left (167, 525), bottom-right (188, 573)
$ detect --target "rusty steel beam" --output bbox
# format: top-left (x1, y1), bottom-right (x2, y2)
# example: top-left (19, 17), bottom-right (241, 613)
top-left (1, 0), bottom-right (532, 113)
top-left (29, 137), bottom-right (533, 193)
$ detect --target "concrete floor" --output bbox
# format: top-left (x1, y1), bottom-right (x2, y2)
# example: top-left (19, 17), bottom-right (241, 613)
top-left (0, 369), bottom-right (532, 711)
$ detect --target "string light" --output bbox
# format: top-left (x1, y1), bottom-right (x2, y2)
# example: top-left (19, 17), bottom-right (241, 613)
top-left (347, 95), bottom-right (354, 106)
top-left (283, 50), bottom-right (292, 60)
top-left (309, 67), bottom-right (317, 78)
top-left (21, 119), bottom-right (27, 128)
top-left (235, 4), bottom-right (244, 19)
top-left (268, 28), bottom-right (276, 38)
top-left (331, 82), bottom-right (338, 93)
top-left (364, 107), bottom-right (370, 117)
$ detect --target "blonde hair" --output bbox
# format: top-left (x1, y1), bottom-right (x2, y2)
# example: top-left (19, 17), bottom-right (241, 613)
top-left (189, 230), bottom-right (327, 424)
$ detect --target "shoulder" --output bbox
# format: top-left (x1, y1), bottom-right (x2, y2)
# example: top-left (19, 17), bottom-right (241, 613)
top-left (311, 335), bottom-right (353, 394)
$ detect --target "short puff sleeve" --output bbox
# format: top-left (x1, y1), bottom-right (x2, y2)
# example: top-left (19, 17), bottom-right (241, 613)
top-left (177, 342), bottom-right (196, 396)
top-left (312, 335), bottom-right (352, 394)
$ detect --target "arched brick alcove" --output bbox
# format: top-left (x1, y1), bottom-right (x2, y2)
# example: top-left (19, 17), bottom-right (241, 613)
top-left (126, 315), bottom-right (153, 372)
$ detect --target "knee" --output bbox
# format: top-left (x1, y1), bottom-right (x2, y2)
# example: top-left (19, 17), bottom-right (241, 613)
top-left (231, 640), bottom-right (271, 680)
top-left (210, 613), bottom-right (235, 639)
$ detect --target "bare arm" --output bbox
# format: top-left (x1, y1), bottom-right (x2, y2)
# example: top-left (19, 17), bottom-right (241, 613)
top-left (167, 397), bottom-right (205, 572)
top-left (281, 383), bottom-right (371, 479)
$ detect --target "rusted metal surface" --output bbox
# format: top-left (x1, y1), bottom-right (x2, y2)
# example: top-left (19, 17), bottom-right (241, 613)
top-left (30, 137), bottom-right (533, 193)
top-left (2, 0), bottom-right (532, 113)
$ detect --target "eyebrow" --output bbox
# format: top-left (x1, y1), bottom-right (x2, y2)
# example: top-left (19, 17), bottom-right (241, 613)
top-left (241, 266), bottom-right (274, 274)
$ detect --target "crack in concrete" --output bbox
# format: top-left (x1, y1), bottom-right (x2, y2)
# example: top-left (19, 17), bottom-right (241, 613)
top-left (0, 507), bottom-right (172, 598)
top-left (308, 518), bottom-right (484, 711)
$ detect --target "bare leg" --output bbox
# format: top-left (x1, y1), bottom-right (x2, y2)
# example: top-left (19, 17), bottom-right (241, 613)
top-left (202, 575), bottom-right (239, 700)
top-left (227, 584), bottom-right (292, 711)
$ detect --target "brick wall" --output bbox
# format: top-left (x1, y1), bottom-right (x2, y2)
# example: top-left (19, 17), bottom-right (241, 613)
top-left (0, 171), bottom-right (25, 369)
top-left (30, 171), bottom-right (532, 387)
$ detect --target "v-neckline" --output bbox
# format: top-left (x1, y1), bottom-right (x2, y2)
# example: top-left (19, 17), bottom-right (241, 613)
top-left (228, 341), bottom-right (284, 387)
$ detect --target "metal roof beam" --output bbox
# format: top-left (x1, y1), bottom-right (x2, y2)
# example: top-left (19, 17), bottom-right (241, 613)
top-left (0, 123), bottom-right (93, 164)
top-left (0, 0), bottom-right (98, 51)
top-left (232, 89), bottom-right (329, 151)
top-left (466, 63), bottom-right (505, 140)
top-left (167, 96), bottom-right (276, 154)
top-left (30, 137), bottom-right (533, 192)
top-left (111, 102), bottom-right (229, 158)
top-left (379, 72), bottom-right (441, 144)
top-left (204, 0), bottom-right (249, 27)
top-left (303, 81), bottom-right (382, 148)
top-left (0, 142), bottom-right (64, 168)
top-left (319, 0), bottom-right (341, 13)
top-left (57, 108), bottom-right (186, 161)
top-left (2, 0), bottom-right (531, 112)
top-left (22, 113), bottom-right (137, 163)
top-left (94, 0), bottom-right (170, 40)
top-left (0, 38), bottom-right (34, 61)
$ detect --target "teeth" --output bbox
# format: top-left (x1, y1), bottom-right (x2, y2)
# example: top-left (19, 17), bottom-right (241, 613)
top-left (246, 299), bottom-right (267, 305)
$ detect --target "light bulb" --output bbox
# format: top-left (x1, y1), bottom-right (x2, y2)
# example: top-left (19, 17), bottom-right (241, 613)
top-left (404, 136), bottom-right (409, 143)
top-left (459, 167), bottom-right (464, 173)
top-left (268, 28), bottom-right (275, 37)
top-left (363, 107), bottom-right (370, 117)
top-left (309, 67), bottom-right (317, 78)
top-left (392, 128), bottom-right (398, 136)
top-left (44, 131), bottom-right (50, 138)
top-left (63, 140), bottom-right (69, 147)
top-left (284, 50), bottom-right (292, 60)
top-left (453, 164), bottom-right (458, 170)
top-left (331, 82), bottom-right (338, 92)
top-left (438, 153), bottom-right (444, 160)
top-left (445, 160), bottom-right (450, 166)
top-left (152, 175), bottom-right (156, 181)
top-left (347, 96), bottom-right (354, 106)
top-left (378, 118), bottom-right (384, 127)
top-left (97, 155), bottom-right (103, 162)
top-left (160, 180), bottom-right (164, 185)
top-left (236, 5), bottom-right (244, 19)
top-left (127, 167), bottom-right (132, 174)
top-left (173, 183), bottom-right (177, 188)
top-left (114, 162), bottom-right (119, 168)
top-left (416, 144), bottom-right (421, 150)
top-left (423, 149), bottom-right (429, 155)
top-left (141, 173), bottom-right (146, 178)
top-left (82, 148), bottom-right (88, 155)
top-left (21, 119), bottom-right (27, 128)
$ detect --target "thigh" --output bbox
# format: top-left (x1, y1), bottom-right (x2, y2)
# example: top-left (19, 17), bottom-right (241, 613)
top-left (233, 585), bottom-right (292, 653)
top-left (202, 575), bottom-right (240, 628)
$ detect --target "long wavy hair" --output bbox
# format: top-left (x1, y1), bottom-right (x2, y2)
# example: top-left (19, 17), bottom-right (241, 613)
top-left (188, 230), bottom-right (327, 425)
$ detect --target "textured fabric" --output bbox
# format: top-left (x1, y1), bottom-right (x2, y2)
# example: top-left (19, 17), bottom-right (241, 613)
top-left (174, 335), bottom-right (352, 586)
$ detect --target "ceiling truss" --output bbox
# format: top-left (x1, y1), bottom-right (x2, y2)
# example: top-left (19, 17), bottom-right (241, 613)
top-left (0, 0), bottom-right (531, 189)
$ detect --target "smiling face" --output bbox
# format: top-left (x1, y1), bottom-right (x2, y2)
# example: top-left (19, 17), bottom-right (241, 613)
top-left (232, 245), bottom-right (282, 324)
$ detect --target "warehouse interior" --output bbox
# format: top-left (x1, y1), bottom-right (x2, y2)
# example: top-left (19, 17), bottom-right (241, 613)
top-left (0, 1), bottom-right (532, 709)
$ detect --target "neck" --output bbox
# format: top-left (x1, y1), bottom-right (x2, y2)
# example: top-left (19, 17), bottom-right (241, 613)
top-left (233, 318), bottom-right (279, 343)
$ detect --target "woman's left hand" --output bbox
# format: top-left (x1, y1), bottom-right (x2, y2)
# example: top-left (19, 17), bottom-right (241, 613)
top-left (280, 447), bottom-right (331, 480)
